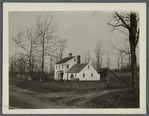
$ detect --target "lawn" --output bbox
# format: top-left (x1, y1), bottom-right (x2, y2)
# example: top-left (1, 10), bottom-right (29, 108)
top-left (76, 90), bottom-right (139, 108)
top-left (9, 72), bottom-right (139, 108)
top-left (40, 89), bottom-right (139, 108)
top-left (9, 76), bottom-right (130, 93)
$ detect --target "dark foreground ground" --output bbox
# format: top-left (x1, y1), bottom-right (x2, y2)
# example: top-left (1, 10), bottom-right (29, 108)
top-left (9, 73), bottom-right (139, 109)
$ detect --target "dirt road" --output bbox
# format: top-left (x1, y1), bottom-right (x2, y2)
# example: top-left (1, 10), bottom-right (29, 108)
top-left (9, 85), bottom-right (129, 109)
top-left (9, 86), bottom-right (74, 109)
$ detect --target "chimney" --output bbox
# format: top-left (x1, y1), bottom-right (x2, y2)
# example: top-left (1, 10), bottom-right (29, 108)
top-left (69, 53), bottom-right (72, 57)
top-left (77, 55), bottom-right (80, 64)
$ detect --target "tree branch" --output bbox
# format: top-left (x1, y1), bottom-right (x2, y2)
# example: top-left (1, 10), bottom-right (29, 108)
top-left (115, 12), bottom-right (130, 30)
top-left (108, 40), bottom-right (130, 55)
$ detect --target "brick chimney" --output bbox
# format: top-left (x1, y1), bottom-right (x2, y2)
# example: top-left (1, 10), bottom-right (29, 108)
top-left (69, 53), bottom-right (72, 57)
top-left (77, 55), bottom-right (80, 64)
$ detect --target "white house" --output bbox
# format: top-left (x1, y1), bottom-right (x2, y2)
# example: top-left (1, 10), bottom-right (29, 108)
top-left (54, 53), bottom-right (100, 81)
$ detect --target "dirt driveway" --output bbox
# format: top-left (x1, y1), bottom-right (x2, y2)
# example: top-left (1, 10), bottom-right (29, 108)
top-left (9, 85), bottom-right (129, 109)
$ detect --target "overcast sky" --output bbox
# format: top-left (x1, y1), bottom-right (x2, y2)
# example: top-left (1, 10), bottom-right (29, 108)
top-left (9, 11), bottom-right (138, 68)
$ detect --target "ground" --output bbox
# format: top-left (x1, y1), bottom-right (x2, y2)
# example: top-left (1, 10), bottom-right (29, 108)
top-left (9, 73), bottom-right (139, 109)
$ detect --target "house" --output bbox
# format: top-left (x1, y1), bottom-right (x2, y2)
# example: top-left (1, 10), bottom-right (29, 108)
top-left (54, 53), bottom-right (100, 81)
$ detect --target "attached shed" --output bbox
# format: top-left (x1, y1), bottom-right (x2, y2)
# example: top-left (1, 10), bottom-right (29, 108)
top-left (97, 68), bottom-right (108, 81)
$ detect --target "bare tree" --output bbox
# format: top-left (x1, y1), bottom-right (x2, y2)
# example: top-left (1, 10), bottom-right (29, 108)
top-left (108, 40), bottom-right (131, 71)
top-left (117, 53), bottom-right (120, 71)
top-left (83, 51), bottom-right (91, 63)
top-left (21, 53), bottom-right (28, 78)
top-left (49, 56), bottom-right (54, 73)
top-left (108, 12), bottom-right (139, 91)
top-left (14, 54), bottom-right (25, 79)
top-left (94, 42), bottom-right (103, 70)
top-left (9, 55), bottom-right (17, 77)
top-left (105, 52), bottom-right (111, 69)
top-left (54, 39), bottom-right (67, 61)
top-left (119, 52), bottom-right (125, 70)
top-left (35, 14), bottom-right (58, 81)
top-left (13, 28), bottom-right (38, 80)
top-left (125, 47), bottom-right (131, 71)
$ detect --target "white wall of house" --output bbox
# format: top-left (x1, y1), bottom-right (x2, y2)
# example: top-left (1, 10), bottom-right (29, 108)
top-left (54, 56), bottom-right (77, 80)
top-left (54, 63), bottom-right (64, 80)
top-left (79, 64), bottom-right (100, 81)
top-left (65, 64), bottom-right (100, 81)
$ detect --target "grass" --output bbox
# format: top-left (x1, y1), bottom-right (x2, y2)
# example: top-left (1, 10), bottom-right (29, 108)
top-left (37, 89), bottom-right (139, 108)
top-left (38, 97), bottom-right (66, 105)
top-left (9, 72), bottom-right (134, 93)
top-left (9, 72), bottom-right (140, 108)
top-left (110, 72), bottom-right (132, 86)
top-left (9, 78), bottom-right (129, 93)
top-left (9, 94), bottom-right (35, 109)
top-left (77, 90), bottom-right (139, 108)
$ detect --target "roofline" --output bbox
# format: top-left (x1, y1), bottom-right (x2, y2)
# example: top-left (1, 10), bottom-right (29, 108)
top-left (55, 56), bottom-right (76, 64)
top-left (79, 63), bottom-right (98, 73)
top-left (66, 63), bottom-right (88, 73)
top-left (79, 63), bottom-right (88, 73)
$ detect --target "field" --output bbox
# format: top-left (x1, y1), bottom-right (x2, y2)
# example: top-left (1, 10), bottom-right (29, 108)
top-left (77, 90), bottom-right (139, 108)
top-left (9, 72), bottom-right (139, 108)
top-left (9, 78), bottom-right (130, 93)
top-left (9, 72), bottom-right (133, 93)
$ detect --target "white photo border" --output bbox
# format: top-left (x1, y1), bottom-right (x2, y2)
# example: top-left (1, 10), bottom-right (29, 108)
top-left (3, 3), bottom-right (146, 114)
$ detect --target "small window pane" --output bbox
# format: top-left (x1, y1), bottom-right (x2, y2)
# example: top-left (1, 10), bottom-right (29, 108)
top-left (83, 73), bottom-right (85, 77)
top-left (67, 64), bottom-right (69, 68)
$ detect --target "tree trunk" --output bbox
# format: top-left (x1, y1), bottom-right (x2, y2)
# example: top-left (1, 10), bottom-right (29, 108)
top-left (129, 12), bottom-right (138, 92)
top-left (130, 44), bottom-right (138, 91)
top-left (40, 36), bottom-right (45, 81)
top-left (24, 62), bottom-right (26, 79)
top-left (29, 44), bottom-right (33, 80)
top-left (107, 69), bottom-right (110, 87)
top-left (29, 58), bottom-right (32, 79)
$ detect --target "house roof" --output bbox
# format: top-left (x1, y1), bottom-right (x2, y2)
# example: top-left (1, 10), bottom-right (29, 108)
top-left (97, 68), bottom-right (108, 73)
top-left (66, 63), bottom-right (88, 73)
top-left (55, 56), bottom-right (75, 64)
top-left (57, 70), bottom-right (64, 73)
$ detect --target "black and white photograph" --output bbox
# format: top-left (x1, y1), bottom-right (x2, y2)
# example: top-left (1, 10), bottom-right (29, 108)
top-left (3, 3), bottom-right (146, 114)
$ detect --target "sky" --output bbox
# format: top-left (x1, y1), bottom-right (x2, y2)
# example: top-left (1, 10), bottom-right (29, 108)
top-left (9, 11), bottom-right (138, 68)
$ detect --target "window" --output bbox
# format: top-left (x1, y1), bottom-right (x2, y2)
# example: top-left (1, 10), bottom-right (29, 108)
top-left (83, 73), bottom-right (85, 77)
top-left (91, 73), bottom-right (93, 77)
top-left (88, 65), bottom-right (89, 69)
top-left (75, 73), bottom-right (76, 77)
top-left (56, 65), bottom-right (57, 69)
top-left (62, 65), bottom-right (63, 69)
top-left (67, 64), bottom-right (69, 68)
top-left (74, 58), bottom-right (76, 62)
top-left (59, 65), bottom-right (60, 69)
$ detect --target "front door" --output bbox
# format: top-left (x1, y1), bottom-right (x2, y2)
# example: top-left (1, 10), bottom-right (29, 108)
top-left (60, 73), bottom-right (63, 81)
top-left (70, 74), bottom-right (74, 81)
